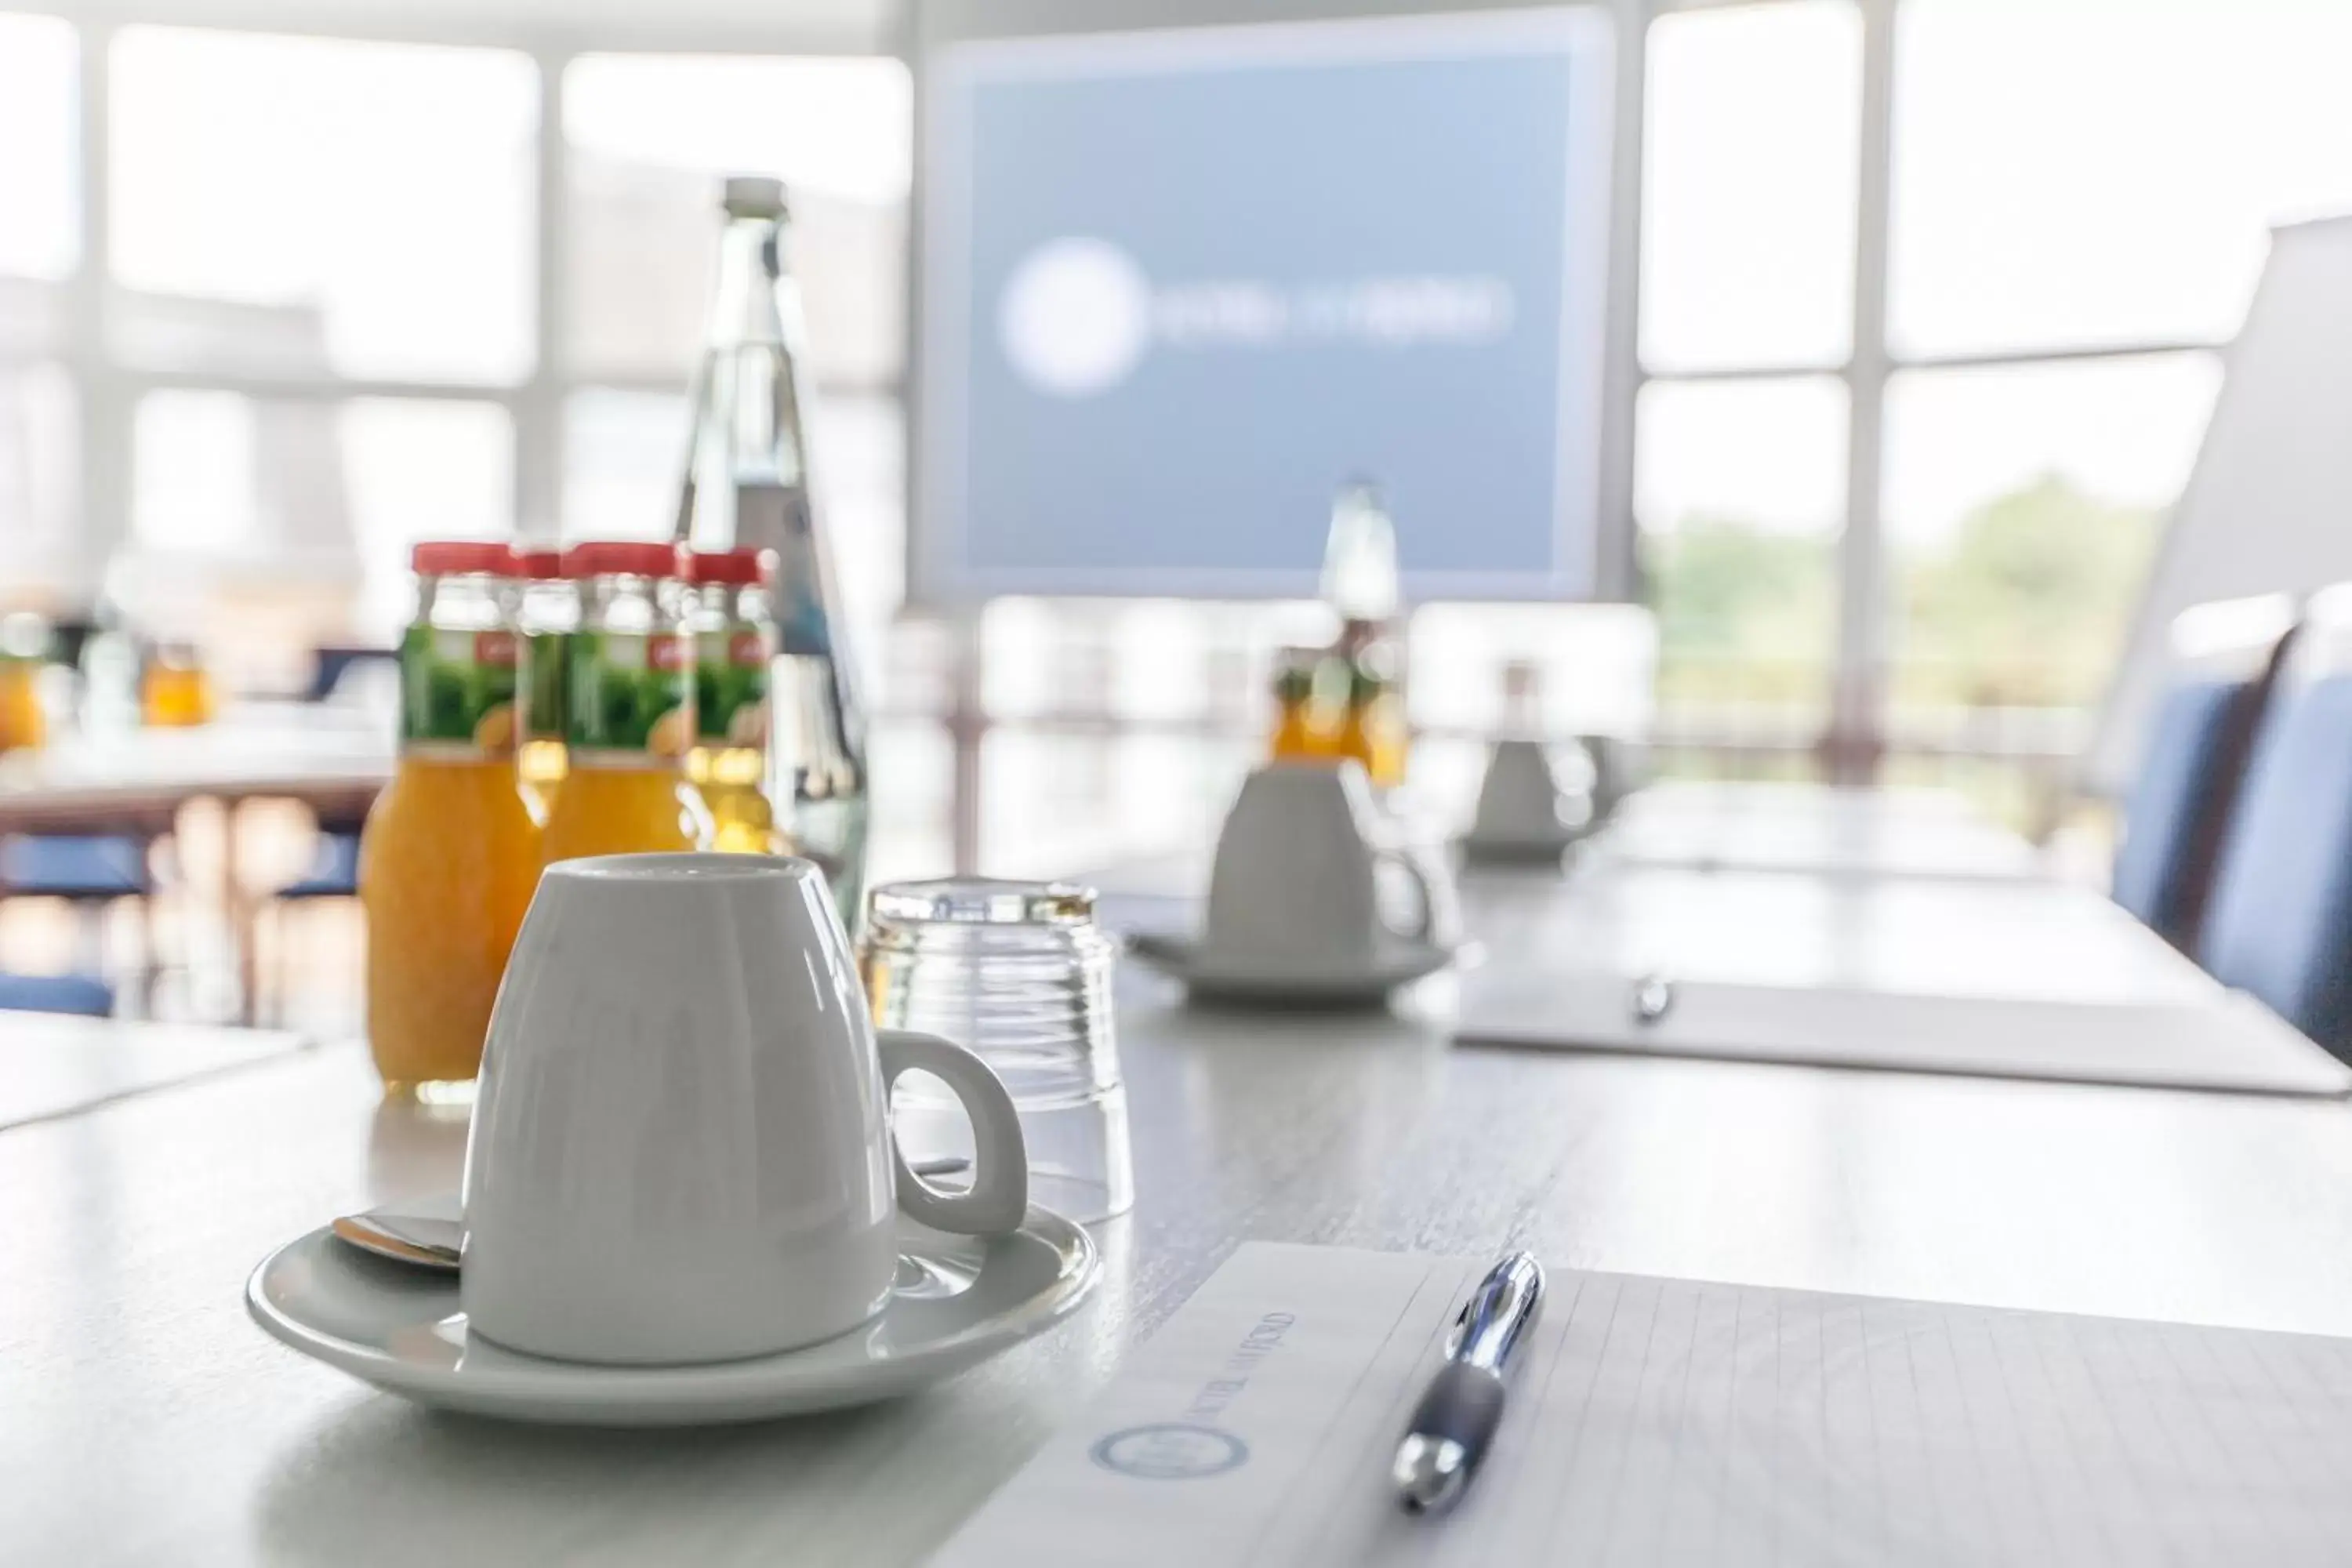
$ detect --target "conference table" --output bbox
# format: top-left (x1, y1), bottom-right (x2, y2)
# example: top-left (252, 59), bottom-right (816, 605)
top-left (13, 786), bottom-right (2352, 1564)
top-left (0, 710), bottom-right (392, 835)
top-left (0, 711), bottom-right (395, 1018)
top-left (1588, 779), bottom-right (2047, 880)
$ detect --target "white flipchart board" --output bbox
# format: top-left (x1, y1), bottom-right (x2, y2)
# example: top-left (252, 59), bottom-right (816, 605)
top-left (2088, 213), bottom-right (2352, 795)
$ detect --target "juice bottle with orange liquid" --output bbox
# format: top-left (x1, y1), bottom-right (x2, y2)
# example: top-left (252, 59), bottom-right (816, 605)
top-left (513, 546), bottom-right (576, 818)
top-left (1267, 646), bottom-right (1336, 763)
top-left (685, 547), bottom-right (786, 855)
top-left (539, 542), bottom-right (713, 865)
top-left (358, 542), bottom-right (543, 1100)
top-left (140, 642), bottom-right (218, 728)
top-left (0, 613), bottom-right (51, 753)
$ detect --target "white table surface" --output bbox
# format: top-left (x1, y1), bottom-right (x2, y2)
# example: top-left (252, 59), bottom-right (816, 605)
top-left (0, 713), bottom-right (393, 828)
top-left (0, 1013), bottom-right (309, 1131)
top-left (1102, 855), bottom-right (2204, 1008)
top-left (16, 962), bottom-right (2352, 1566)
top-left (1592, 784), bottom-right (2044, 880)
top-left (1460, 862), bottom-right (2210, 1005)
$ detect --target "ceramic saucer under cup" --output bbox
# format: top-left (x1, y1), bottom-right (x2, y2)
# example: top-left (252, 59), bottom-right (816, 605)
top-left (246, 1207), bottom-right (1099, 1427)
top-left (1127, 930), bottom-right (1457, 1006)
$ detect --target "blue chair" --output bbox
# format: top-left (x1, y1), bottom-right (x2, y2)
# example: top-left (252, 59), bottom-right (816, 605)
top-left (2111, 596), bottom-right (2296, 951)
top-left (277, 823), bottom-right (362, 902)
top-left (0, 833), bottom-right (158, 993)
top-left (2199, 601), bottom-right (2352, 1057)
top-left (0, 971), bottom-right (114, 1018)
top-left (0, 833), bottom-right (153, 902)
top-left (301, 645), bottom-right (397, 705)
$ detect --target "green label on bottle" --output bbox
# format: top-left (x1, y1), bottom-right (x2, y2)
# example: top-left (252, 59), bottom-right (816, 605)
top-left (695, 626), bottom-right (771, 745)
top-left (523, 629), bottom-right (568, 742)
top-left (398, 625), bottom-right (520, 757)
top-left (565, 630), bottom-right (693, 763)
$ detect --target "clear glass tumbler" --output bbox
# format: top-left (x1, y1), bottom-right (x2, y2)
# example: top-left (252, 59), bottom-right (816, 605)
top-left (862, 878), bottom-right (1134, 1224)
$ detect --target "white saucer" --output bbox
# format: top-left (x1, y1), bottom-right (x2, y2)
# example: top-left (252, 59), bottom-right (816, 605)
top-left (1458, 826), bottom-right (1584, 865)
top-left (246, 1207), bottom-right (1100, 1427)
top-left (1127, 930), bottom-right (1457, 1004)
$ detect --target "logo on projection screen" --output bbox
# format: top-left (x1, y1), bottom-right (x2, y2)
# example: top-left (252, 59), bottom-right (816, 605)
top-left (998, 235), bottom-right (1523, 401)
top-left (997, 238), bottom-right (1155, 397)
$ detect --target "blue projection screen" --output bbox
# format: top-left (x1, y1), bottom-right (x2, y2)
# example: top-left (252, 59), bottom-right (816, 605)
top-left (915, 11), bottom-right (1616, 602)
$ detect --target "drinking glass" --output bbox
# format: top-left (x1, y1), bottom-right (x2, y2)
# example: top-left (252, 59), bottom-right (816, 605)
top-left (862, 878), bottom-right (1133, 1224)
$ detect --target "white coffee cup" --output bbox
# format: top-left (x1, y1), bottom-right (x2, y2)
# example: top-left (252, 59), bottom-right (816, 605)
top-left (1201, 760), bottom-right (1456, 978)
top-left (460, 854), bottom-right (1028, 1367)
top-left (1465, 739), bottom-right (1592, 854)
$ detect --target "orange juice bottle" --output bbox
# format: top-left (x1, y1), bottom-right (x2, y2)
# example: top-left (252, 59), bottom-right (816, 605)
top-left (513, 546), bottom-right (576, 818)
top-left (141, 643), bottom-right (218, 728)
top-left (685, 547), bottom-right (787, 855)
top-left (0, 612), bottom-right (49, 752)
top-left (1338, 650), bottom-right (1409, 789)
top-left (1268, 647), bottom-right (1328, 762)
top-left (358, 541), bottom-right (542, 1100)
top-left (540, 541), bottom-right (713, 864)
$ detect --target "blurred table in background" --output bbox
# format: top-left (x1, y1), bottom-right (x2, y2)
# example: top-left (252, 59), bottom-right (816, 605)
top-left (1595, 780), bottom-right (2045, 880)
top-left (1462, 863), bottom-right (2201, 1006)
top-left (1096, 780), bottom-right (2174, 1010)
top-left (0, 708), bottom-right (392, 835)
top-left (0, 708), bottom-right (394, 1021)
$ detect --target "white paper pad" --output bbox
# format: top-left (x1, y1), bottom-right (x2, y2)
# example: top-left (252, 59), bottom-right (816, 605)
top-left (1454, 972), bottom-right (2352, 1098)
top-left (935, 1243), bottom-right (2352, 1566)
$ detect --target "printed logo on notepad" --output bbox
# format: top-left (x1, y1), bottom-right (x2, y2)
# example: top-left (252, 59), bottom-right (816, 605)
top-left (1089, 1424), bottom-right (1250, 1480)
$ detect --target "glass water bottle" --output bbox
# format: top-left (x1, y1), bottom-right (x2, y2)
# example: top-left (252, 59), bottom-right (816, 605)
top-left (674, 174), bottom-right (869, 930)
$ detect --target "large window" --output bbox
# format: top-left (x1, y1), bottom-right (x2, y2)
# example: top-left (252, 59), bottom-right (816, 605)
top-left (111, 28), bottom-right (536, 383)
top-left (5, 2), bottom-right (2352, 863)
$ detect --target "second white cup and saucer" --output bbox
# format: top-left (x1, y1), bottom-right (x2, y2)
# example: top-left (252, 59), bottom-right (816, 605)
top-left (1128, 760), bottom-right (1465, 1005)
top-left (1458, 738), bottom-right (1595, 866)
top-left (245, 854), bottom-right (1101, 1427)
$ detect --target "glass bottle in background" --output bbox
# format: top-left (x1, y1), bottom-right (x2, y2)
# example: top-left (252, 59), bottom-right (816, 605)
top-left (1342, 644), bottom-right (1410, 789)
top-left (1270, 644), bottom-right (1348, 764)
top-left (141, 641), bottom-right (218, 728)
top-left (514, 545), bottom-right (576, 818)
top-left (539, 542), bottom-right (712, 866)
top-left (686, 546), bottom-right (788, 855)
top-left (1320, 481), bottom-right (1409, 789)
top-left (674, 174), bottom-right (869, 929)
top-left (76, 561), bottom-right (143, 736)
top-left (359, 542), bottom-right (541, 1101)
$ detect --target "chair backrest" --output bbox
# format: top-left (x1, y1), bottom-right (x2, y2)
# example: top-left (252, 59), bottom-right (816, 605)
top-left (303, 645), bottom-right (398, 705)
top-left (2111, 594), bottom-right (2296, 949)
top-left (0, 971), bottom-right (114, 1018)
top-left (2200, 586), bottom-right (2352, 1053)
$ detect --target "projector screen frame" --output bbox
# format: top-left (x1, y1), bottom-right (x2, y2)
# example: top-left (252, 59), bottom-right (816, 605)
top-left (905, 2), bottom-right (1625, 606)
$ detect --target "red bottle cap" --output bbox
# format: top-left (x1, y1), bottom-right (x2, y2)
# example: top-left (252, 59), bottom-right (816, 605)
top-left (685, 547), bottom-right (777, 586)
top-left (513, 546), bottom-right (564, 579)
top-left (410, 541), bottom-right (522, 577)
top-left (563, 541), bottom-right (690, 580)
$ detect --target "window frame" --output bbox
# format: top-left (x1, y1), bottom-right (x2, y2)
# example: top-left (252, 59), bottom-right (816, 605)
top-left (0, 0), bottom-right (2246, 865)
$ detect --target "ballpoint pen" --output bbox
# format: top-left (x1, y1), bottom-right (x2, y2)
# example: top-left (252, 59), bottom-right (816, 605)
top-left (1392, 1250), bottom-right (1546, 1516)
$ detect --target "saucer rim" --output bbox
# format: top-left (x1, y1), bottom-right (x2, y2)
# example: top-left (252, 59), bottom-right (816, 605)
top-left (245, 1207), bottom-right (1099, 1425)
top-left (1127, 929), bottom-right (1456, 998)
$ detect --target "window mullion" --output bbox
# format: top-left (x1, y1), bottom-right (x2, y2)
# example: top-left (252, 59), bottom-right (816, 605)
top-left (1831, 0), bottom-right (1896, 782)
top-left (73, 19), bottom-right (129, 595)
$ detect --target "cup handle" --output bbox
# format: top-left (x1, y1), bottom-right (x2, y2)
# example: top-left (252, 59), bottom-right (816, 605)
top-left (1376, 846), bottom-right (1439, 945)
top-left (877, 1029), bottom-right (1029, 1235)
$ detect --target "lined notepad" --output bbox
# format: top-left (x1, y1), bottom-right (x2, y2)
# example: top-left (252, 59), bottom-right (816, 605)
top-left (935, 1243), bottom-right (2352, 1566)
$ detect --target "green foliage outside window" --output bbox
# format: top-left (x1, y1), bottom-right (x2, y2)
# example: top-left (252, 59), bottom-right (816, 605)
top-left (1644, 473), bottom-right (2160, 716)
